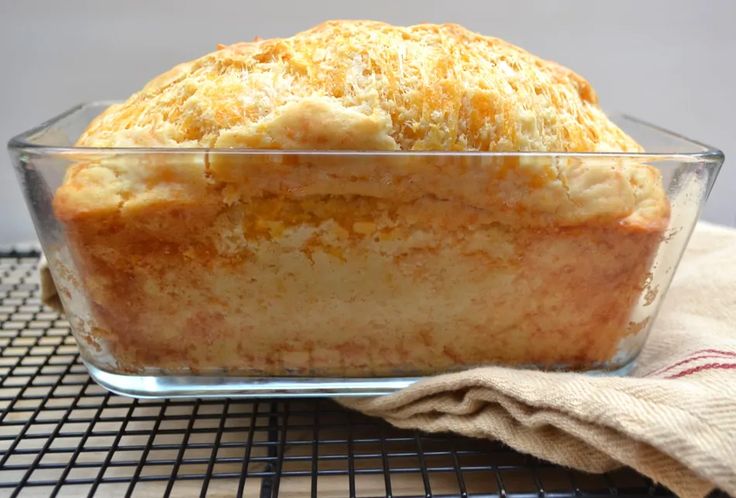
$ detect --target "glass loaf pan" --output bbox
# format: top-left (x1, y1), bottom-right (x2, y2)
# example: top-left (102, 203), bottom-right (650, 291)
top-left (8, 102), bottom-right (723, 397)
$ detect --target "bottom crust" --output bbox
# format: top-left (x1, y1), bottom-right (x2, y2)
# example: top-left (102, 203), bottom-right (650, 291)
top-left (58, 195), bottom-right (663, 376)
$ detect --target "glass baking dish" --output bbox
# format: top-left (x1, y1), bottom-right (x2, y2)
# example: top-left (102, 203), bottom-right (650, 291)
top-left (7, 102), bottom-right (723, 398)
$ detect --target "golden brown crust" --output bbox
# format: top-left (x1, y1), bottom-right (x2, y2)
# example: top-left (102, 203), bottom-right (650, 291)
top-left (76, 20), bottom-right (641, 153)
top-left (60, 21), bottom-right (667, 230)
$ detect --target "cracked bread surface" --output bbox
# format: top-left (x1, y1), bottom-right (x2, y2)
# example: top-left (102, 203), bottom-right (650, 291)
top-left (75, 20), bottom-right (642, 153)
top-left (52, 20), bottom-right (669, 375)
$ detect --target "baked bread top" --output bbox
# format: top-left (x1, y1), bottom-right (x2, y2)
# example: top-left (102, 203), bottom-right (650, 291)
top-left (77, 20), bottom-right (641, 153)
top-left (58, 21), bottom-right (668, 230)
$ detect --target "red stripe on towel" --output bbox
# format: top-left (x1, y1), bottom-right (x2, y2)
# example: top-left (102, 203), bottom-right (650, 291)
top-left (691, 349), bottom-right (736, 357)
top-left (644, 349), bottom-right (736, 377)
top-left (666, 362), bottom-right (736, 379)
top-left (647, 353), bottom-right (736, 377)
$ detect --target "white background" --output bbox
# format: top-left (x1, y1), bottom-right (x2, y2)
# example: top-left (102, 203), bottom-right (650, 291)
top-left (1, 0), bottom-right (734, 243)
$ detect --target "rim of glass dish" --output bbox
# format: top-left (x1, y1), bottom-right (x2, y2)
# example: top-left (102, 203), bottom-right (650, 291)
top-left (8, 101), bottom-right (725, 164)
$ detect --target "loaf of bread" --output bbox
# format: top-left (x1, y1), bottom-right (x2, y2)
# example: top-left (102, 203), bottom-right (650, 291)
top-left (54, 21), bottom-right (669, 375)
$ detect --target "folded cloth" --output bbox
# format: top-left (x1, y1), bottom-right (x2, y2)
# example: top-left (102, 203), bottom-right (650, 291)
top-left (39, 223), bottom-right (736, 497)
top-left (340, 222), bottom-right (736, 498)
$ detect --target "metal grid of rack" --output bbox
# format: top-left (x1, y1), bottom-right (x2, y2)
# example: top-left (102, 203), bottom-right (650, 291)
top-left (0, 250), bottom-right (682, 497)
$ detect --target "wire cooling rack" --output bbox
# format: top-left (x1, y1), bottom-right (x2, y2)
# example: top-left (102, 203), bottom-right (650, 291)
top-left (0, 250), bottom-right (688, 498)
